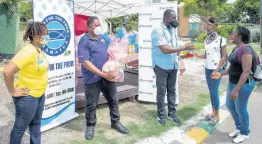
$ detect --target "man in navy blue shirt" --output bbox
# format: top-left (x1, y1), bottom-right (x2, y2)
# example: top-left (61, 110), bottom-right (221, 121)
top-left (78, 16), bottom-right (129, 140)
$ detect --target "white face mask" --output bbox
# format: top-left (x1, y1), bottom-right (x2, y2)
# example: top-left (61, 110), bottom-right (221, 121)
top-left (40, 35), bottom-right (50, 45)
top-left (94, 26), bottom-right (102, 35)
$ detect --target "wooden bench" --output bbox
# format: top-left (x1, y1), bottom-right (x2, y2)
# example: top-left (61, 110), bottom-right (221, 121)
top-left (75, 70), bottom-right (138, 108)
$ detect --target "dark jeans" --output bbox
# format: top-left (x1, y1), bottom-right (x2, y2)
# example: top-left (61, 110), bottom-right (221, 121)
top-left (154, 65), bottom-right (177, 119)
top-left (205, 68), bottom-right (222, 110)
top-left (10, 95), bottom-right (45, 144)
top-left (85, 79), bottom-right (120, 126)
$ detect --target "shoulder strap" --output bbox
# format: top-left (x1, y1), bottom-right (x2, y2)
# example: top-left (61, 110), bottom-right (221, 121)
top-left (220, 37), bottom-right (222, 48)
top-left (220, 37), bottom-right (222, 58)
top-left (237, 44), bottom-right (248, 63)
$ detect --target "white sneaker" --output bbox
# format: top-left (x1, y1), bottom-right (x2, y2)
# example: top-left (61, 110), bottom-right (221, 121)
top-left (233, 134), bottom-right (249, 143)
top-left (229, 129), bottom-right (240, 138)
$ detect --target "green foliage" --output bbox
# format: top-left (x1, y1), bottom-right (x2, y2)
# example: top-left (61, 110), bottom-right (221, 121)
top-left (0, 0), bottom-right (22, 15)
top-left (227, 0), bottom-right (260, 24)
top-left (108, 16), bottom-right (123, 33)
top-left (183, 0), bottom-right (229, 22)
top-left (217, 25), bottom-right (238, 39)
top-left (168, 0), bottom-right (183, 3)
top-left (109, 14), bottom-right (138, 33)
top-left (126, 14), bottom-right (138, 32)
top-left (20, 1), bottom-right (32, 22)
top-left (196, 33), bottom-right (207, 42)
top-left (196, 25), bottom-right (243, 42)
top-left (188, 29), bottom-right (201, 41)
top-left (0, 0), bottom-right (21, 3)
top-left (251, 29), bottom-right (260, 43)
top-left (196, 25), bottom-right (238, 42)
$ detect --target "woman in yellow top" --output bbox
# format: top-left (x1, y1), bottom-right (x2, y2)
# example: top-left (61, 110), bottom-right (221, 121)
top-left (3, 22), bottom-right (49, 144)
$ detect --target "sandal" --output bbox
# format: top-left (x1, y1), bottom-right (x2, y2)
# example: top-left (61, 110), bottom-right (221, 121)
top-left (205, 114), bottom-right (213, 121)
top-left (209, 117), bottom-right (219, 126)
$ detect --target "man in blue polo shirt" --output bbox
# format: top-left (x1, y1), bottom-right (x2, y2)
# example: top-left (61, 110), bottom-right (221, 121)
top-left (151, 9), bottom-right (194, 126)
top-left (78, 16), bottom-right (129, 140)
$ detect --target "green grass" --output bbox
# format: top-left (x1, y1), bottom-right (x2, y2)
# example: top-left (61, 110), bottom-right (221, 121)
top-left (192, 42), bottom-right (262, 56)
top-left (70, 93), bottom-right (210, 144)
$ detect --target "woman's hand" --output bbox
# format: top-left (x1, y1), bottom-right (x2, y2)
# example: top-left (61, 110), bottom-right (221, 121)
top-left (230, 90), bottom-right (239, 101)
top-left (194, 52), bottom-right (200, 58)
top-left (11, 85), bottom-right (30, 97)
top-left (194, 52), bottom-right (205, 59)
top-left (211, 70), bottom-right (218, 77)
top-left (211, 72), bottom-right (221, 80)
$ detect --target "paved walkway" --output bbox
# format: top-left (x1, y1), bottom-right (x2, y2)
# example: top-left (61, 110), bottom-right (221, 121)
top-left (203, 84), bottom-right (262, 144)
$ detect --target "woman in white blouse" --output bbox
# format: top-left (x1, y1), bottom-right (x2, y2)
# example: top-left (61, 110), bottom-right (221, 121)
top-left (195, 17), bottom-right (227, 125)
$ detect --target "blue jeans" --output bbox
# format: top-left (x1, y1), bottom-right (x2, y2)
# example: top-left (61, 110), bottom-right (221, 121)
top-left (226, 80), bottom-right (255, 135)
top-left (10, 95), bottom-right (45, 144)
top-left (205, 68), bottom-right (222, 110)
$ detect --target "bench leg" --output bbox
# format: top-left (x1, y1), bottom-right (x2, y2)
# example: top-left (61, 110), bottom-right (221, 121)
top-left (129, 96), bottom-right (135, 102)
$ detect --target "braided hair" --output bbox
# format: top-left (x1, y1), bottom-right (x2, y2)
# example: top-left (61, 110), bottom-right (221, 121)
top-left (236, 26), bottom-right (250, 44)
top-left (23, 22), bottom-right (47, 42)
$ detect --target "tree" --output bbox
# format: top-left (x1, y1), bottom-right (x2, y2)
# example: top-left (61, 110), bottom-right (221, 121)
top-left (20, 1), bottom-right (32, 22)
top-left (109, 14), bottom-right (138, 33)
top-left (108, 16), bottom-right (123, 33)
top-left (228, 0), bottom-right (260, 24)
top-left (126, 14), bottom-right (138, 31)
top-left (183, 0), bottom-right (230, 23)
top-left (0, 0), bottom-right (22, 15)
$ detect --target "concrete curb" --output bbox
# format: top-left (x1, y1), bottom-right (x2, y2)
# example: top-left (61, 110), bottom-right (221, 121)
top-left (185, 82), bottom-right (261, 144)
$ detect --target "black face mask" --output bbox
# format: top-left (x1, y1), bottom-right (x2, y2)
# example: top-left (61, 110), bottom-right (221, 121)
top-left (168, 20), bottom-right (179, 28)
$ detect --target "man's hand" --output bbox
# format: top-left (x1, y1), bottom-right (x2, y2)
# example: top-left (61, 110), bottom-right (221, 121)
top-left (183, 42), bottom-right (194, 51)
top-left (101, 72), bottom-right (116, 81)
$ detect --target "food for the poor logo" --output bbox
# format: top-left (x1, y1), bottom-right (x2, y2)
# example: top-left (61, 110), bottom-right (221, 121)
top-left (42, 14), bottom-right (71, 56)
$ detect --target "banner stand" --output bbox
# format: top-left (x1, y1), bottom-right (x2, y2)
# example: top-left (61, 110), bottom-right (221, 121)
top-left (33, 0), bottom-right (78, 132)
top-left (138, 2), bottom-right (180, 104)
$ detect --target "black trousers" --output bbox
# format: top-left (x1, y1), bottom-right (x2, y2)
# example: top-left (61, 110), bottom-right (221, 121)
top-left (154, 65), bottom-right (178, 119)
top-left (85, 79), bottom-right (120, 126)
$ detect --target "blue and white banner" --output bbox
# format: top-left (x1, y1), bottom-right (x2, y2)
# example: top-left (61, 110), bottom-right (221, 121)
top-left (33, 0), bottom-right (78, 132)
top-left (138, 2), bottom-right (180, 104)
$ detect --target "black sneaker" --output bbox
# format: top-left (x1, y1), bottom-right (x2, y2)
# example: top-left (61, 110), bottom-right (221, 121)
top-left (85, 126), bottom-right (95, 140)
top-left (157, 117), bottom-right (167, 126)
top-left (111, 122), bottom-right (129, 134)
top-left (168, 115), bottom-right (181, 124)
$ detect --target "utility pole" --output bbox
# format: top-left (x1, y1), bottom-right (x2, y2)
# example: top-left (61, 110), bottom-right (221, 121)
top-left (260, 0), bottom-right (262, 54)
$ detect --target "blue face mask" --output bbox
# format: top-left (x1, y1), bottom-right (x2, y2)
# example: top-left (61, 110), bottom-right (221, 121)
top-left (40, 35), bottom-right (50, 45)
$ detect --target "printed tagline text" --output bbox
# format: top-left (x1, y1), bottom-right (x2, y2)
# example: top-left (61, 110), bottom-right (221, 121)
top-left (48, 72), bottom-right (74, 88)
top-left (44, 96), bottom-right (74, 111)
top-left (49, 60), bottom-right (74, 72)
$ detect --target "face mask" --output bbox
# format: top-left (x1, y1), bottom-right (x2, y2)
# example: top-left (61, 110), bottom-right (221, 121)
top-left (168, 20), bottom-right (179, 28)
top-left (229, 35), bottom-right (237, 41)
top-left (94, 26), bottom-right (102, 35)
top-left (40, 35), bottom-right (50, 45)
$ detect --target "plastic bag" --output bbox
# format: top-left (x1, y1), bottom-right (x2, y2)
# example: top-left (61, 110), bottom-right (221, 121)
top-left (102, 60), bottom-right (124, 82)
top-left (179, 58), bottom-right (186, 75)
top-left (102, 36), bottom-right (128, 82)
top-left (108, 36), bottom-right (128, 60)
